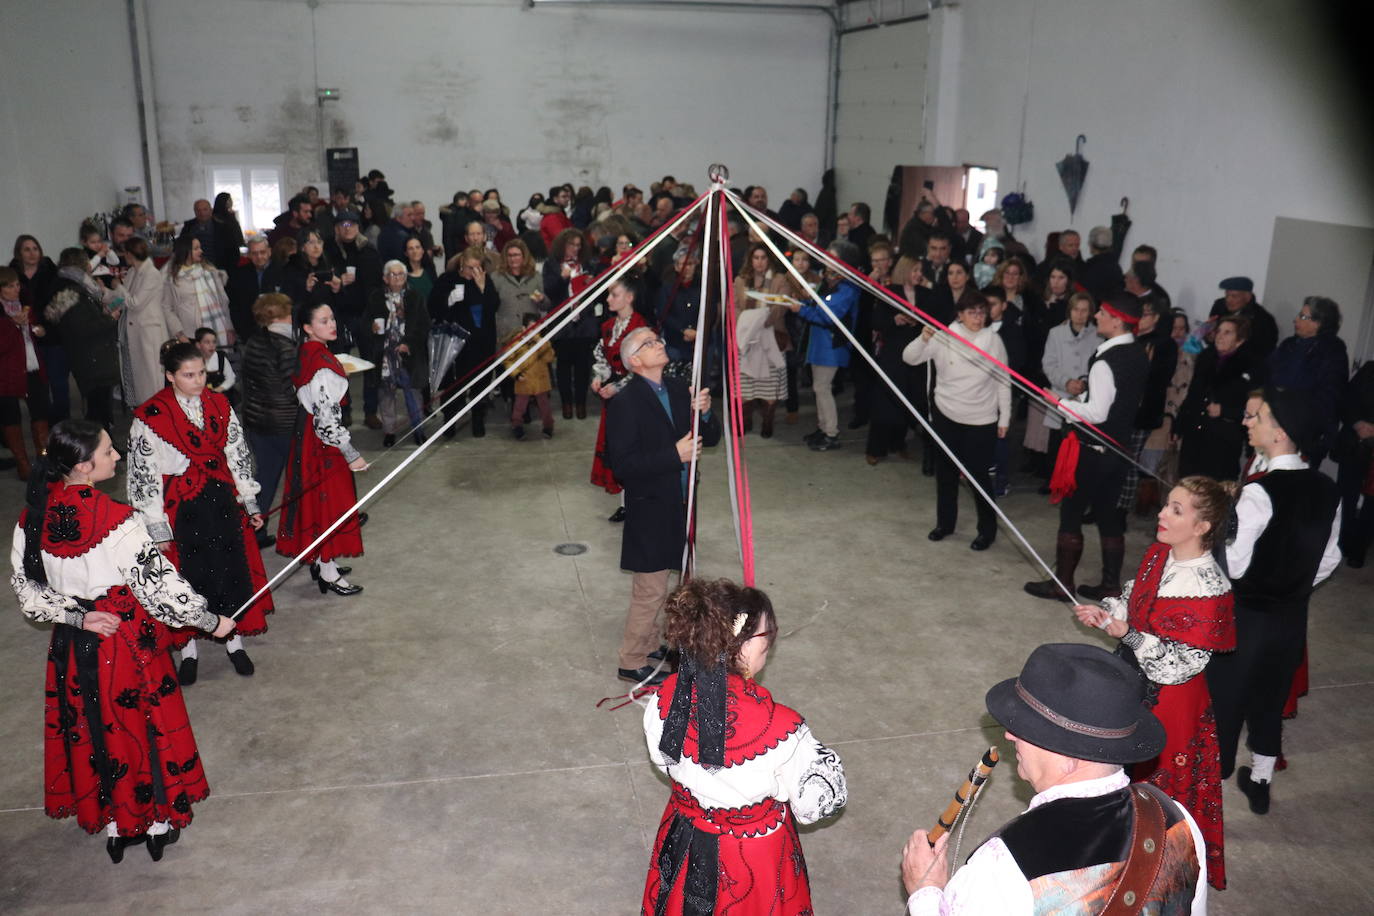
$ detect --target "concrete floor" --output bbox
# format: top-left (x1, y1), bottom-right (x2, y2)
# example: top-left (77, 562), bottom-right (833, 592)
top-left (1, 386), bottom-right (1371, 914)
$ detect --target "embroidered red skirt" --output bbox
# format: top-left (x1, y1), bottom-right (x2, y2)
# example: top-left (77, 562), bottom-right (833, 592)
top-left (1132, 674), bottom-right (1226, 889)
top-left (277, 414), bottom-right (363, 563)
top-left (43, 586), bottom-right (210, 836)
top-left (642, 784), bottom-right (812, 916)
top-left (591, 409), bottom-right (621, 494)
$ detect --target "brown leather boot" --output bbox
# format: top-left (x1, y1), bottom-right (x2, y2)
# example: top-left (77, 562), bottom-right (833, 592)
top-left (1023, 532), bottom-right (1084, 601)
top-left (30, 419), bottom-right (49, 456)
top-left (760, 402), bottom-right (776, 438)
top-left (2, 425), bottom-right (30, 481)
top-left (1079, 536), bottom-right (1126, 601)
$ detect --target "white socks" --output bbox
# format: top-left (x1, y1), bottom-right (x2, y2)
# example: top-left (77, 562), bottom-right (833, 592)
top-left (318, 560), bottom-right (341, 583)
top-left (620, 492), bottom-right (626, 508)
top-left (225, 635), bottom-right (244, 653)
top-left (180, 640), bottom-right (198, 660)
top-left (1250, 753), bottom-right (1277, 783)
top-left (107, 820), bottom-right (170, 836)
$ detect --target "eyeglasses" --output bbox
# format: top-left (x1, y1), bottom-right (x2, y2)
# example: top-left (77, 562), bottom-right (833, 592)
top-left (627, 337), bottom-right (665, 358)
top-left (1296, 312), bottom-right (1316, 321)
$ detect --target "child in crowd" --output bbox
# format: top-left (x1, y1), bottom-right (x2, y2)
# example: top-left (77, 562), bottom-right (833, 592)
top-left (502, 313), bottom-right (555, 440)
top-left (194, 327), bottom-right (237, 404)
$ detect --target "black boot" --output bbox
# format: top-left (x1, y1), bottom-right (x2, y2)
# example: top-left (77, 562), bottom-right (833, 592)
top-left (1079, 535), bottom-right (1126, 601)
top-left (146, 828), bottom-right (181, 861)
top-left (106, 833), bottom-right (147, 864)
top-left (1024, 533), bottom-right (1084, 601)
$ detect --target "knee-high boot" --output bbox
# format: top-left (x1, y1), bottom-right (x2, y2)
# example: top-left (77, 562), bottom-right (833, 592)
top-left (760, 401), bottom-right (776, 438)
top-left (2, 425), bottom-right (30, 481)
top-left (741, 399), bottom-right (755, 434)
top-left (1023, 532), bottom-right (1084, 601)
top-left (1079, 536), bottom-right (1126, 601)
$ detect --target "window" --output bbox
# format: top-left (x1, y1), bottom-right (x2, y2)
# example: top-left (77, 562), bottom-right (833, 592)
top-left (965, 168), bottom-right (999, 232)
top-left (204, 155), bottom-right (285, 235)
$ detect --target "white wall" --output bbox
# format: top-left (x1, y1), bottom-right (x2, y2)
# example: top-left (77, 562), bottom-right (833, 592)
top-left (0, 1), bottom-right (147, 255)
top-left (144, 0), bottom-right (833, 224)
top-left (934, 0), bottom-right (1374, 326)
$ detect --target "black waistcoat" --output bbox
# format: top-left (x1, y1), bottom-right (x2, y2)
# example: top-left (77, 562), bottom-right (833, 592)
top-left (1086, 338), bottom-right (1149, 444)
top-left (1232, 468), bottom-right (1339, 613)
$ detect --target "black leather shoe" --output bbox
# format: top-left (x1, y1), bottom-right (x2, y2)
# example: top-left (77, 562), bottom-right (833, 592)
top-left (256, 533), bottom-right (276, 550)
top-left (608, 507), bottom-right (627, 523)
top-left (382, 434), bottom-right (396, 448)
top-left (177, 656), bottom-right (198, 686)
top-left (928, 527), bottom-right (952, 542)
top-left (647, 644), bottom-right (670, 661)
top-left (309, 563), bottom-right (352, 580)
top-left (1237, 766), bottom-right (1271, 814)
top-left (107, 833), bottom-right (146, 864)
top-left (146, 828), bottom-right (180, 861)
top-left (317, 578), bottom-right (363, 596)
top-left (358, 512), bottom-right (369, 527)
top-left (970, 535), bottom-right (994, 551)
top-left (847, 416), bottom-right (868, 429)
top-left (1023, 579), bottom-right (1071, 602)
top-left (228, 649), bottom-right (255, 676)
top-left (618, 665), bottom-right (669, 686)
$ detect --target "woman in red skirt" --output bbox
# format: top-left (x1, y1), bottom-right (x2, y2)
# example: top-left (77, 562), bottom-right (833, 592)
top-left (128, 342), bottom-right (273, 684)
top-left (1075, 475), bottom-right (1237, 889)
top-left (10, 419), bottom-right (235, 863)
top-left (590, 278), bottom-right (646, 522)
top-left (642, 579), bottom-right (847, 915)
top-left (277, 302), bottom-right (367, 595)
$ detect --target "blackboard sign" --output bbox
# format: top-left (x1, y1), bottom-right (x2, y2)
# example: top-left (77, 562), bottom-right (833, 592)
top-left (326, 147), bottom-right (359, 194)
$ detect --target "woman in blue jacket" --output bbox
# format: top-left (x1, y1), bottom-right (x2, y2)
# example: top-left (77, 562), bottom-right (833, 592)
top-left (787, 240), bottom-right (861, 451)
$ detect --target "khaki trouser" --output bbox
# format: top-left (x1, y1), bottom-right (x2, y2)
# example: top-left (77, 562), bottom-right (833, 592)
top-left (618, 569), bottom-right (670, 670)
top-left (811, 364), bottom-right (839, 437)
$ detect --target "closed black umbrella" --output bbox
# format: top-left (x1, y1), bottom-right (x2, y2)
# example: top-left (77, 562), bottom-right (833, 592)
top-left (1111, 197), bottom-right (1132, 258)
top-left (1055, 135), bottom-right (1089, 217)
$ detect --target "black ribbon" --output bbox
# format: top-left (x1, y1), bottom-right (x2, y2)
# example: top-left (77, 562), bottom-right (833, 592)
top-left (653, 813), bottom-right (720, 916)
top-left (50, 607), bottom-right (118, 810)
top-left (658, 652), bottom-right (727, 769)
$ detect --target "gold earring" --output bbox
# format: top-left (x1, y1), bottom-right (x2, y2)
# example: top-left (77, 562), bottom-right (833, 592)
top-left (743, 665), bottom-right (752, 680)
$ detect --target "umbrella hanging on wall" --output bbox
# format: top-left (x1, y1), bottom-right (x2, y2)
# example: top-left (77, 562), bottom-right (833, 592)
top-left (1055, 135), bottom-right (1089, 217)
top-left (1111, 197), bottom-right (1132, 257)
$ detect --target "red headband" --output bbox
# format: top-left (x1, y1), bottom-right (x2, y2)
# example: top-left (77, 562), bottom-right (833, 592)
top-left (1101, 301), bottom-right (1140, 326)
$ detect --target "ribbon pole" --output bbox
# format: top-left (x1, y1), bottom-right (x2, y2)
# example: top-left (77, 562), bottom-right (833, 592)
top-left (680, 189), bottom-right (717, 579)
top-left (727, 193), bottom-right (1077, 601)
top-left (232, 194), bottom-right (712, 618)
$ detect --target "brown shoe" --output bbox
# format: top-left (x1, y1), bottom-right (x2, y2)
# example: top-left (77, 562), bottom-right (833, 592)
top-left (364, 414), bottom-right (383, 430)
top-left (576, 403), bottom-right (587, 419)
top-left (865, 454), bottom-right (880, 466)
top-left (784, 411), bottom-right (799, 425)
top-left (562, 403), bottom-right (574, 420)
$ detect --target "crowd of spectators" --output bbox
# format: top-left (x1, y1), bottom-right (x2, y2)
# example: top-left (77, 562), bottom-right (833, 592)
top-left (3, 169), bottom-right (1371, 566)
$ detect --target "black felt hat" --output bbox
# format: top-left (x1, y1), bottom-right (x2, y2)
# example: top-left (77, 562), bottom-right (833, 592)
top-left (985, 643), bottom-right (1166, 765)
top-left (1219, 276), bottom-right (1254, 292)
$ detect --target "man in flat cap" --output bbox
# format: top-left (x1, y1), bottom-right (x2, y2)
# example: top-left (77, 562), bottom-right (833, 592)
top-left (902, 642), bottom-right (1207, 914)
top-left (1206, 387), bottom-right (1341, 814)
top-left (1208, 276), bottom-right (1278, 358)
top-left (1025, 294), bottom-right (1149, 602)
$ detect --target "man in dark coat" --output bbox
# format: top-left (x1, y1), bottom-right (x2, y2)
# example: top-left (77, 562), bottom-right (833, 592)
top-left (226, 237), bottom-right (286, 344)
top-left (326, 213), bottom-right (384, 425)
top-left (606, 326), bottom-right (720, 684)
top-left (1207, 276), bottom-right (1279, 359)
top-left (1078, 225), bottom-right (1124, 304)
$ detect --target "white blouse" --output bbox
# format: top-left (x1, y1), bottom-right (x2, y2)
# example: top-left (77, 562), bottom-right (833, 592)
top-left (1100, 551), bottom-right (1231, 685)
top-left (299, 367), bottom-right (361, 463)
top-left (643, 691), bottom-right (848, 829)
top-left (127, 392), bottom-right (260, 542)
top-left (10, 513), bottom-right (216, 633)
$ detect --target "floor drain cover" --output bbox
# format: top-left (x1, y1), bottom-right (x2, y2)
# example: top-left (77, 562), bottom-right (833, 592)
top-left (554, 543), bottom-right (588, 556)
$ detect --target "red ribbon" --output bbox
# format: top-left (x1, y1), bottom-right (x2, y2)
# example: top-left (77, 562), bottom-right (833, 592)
top-left (1049, 431), bottom-right (1081, 504)
top-left (1100, 301), bottom-right (1140, 326)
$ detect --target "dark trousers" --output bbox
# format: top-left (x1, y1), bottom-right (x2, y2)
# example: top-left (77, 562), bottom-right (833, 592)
top-left (0, 373), bottom-right (50, 424)
top-left (248, 429), bottom-right (292, 518)
top-left (933, 408), bottom-right (998, 539)
top-left (1206, 602), bottom-right (1308, 776)
top-left (554, 338), bottom-right (595, 406)
top-left (1059, 447), bottom-right (1128, 538)
top-left (39, 343), bottom-right (70, 422)
top-left (866, 420), bottom-right (908, 458)
top-left (82, 385), bottom-right (114, 430)
top-left (785, 362), bottom-right (800, 413)
top-left (1337, 457), bottom-right (1374, 565)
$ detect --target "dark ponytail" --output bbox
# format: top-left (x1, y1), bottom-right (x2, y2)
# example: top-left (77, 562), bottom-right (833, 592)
top-left (22, 420), bottom-right (105, 584)
top-left (161, 341), bottom-right (202, 374)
